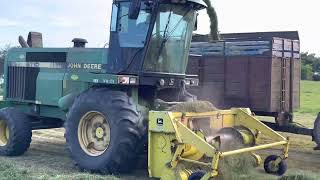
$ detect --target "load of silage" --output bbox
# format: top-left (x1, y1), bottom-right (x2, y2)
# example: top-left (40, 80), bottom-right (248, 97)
top-left (169, 101), bottom-right (218, 112)
top-left (170, 101), bottom-right (255, 180)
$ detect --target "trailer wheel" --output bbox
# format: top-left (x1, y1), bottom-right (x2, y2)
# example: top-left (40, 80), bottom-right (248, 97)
top-left (0, 108), bottom-right (32, 156)
top-left (65, 88), bottom-right (145, 174)
top-left (313, 113), bottom-right (320, 148)
top-left (276, 112), bottom-right (292, 126)
top-left (264, 155), bottom-right (287, 176)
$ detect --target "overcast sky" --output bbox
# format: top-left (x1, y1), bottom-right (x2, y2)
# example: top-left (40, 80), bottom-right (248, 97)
top-left (0, 0), bottom-right (319, 54)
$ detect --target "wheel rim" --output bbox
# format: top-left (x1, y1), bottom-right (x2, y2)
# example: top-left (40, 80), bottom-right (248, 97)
top-left (78, 111), bottom-right (111, 156)
top-left (0, 120), bottom-right (9, 146)
top-left (268, 161), bottom-right (279, 172)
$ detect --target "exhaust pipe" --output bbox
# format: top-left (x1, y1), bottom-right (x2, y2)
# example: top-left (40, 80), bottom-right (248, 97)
top-left (72, 38), bottom-right (88, 48)
top-left (18, 36), bottom-right (29, 48)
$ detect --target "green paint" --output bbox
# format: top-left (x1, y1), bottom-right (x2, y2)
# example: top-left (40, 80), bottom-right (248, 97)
top-left (36, 72), bottom-right (64, 106)
top-left (2, 0), bottom-right (205, 123)
top-left (58, 93), bottom-right (79, 111)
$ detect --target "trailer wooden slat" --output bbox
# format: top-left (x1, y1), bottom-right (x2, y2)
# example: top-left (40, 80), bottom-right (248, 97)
top-left (187, 33), bottom-right (300, 125)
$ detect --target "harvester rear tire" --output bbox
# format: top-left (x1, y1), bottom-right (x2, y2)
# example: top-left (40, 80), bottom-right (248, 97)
top-left (0, 107), bottom-right (32, 156)
top-left (65, 88), bottom-right (145, 174)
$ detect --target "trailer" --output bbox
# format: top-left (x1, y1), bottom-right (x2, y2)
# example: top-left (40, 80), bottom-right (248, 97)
top-left (187, 32), bottom-right (318, 145)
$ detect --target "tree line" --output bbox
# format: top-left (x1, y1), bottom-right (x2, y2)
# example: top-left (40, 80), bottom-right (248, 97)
top-left (301, 52), bottom-right (320, 81)
top-left (0, 45), bottom-right (10, 64)
top-left (0, 45), bottom-right (11, 75)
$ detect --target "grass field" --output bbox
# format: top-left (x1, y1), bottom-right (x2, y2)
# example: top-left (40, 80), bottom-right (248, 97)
top-left (289, 81), bottom-right (320, 129)
top-left (298, 81), bottom-right (320, 114)
top-left (1, 80), bottom-right (320, 180)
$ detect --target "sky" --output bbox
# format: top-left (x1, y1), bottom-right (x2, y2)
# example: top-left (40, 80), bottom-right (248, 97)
top-left (0, 0), bottom-right (319, 54)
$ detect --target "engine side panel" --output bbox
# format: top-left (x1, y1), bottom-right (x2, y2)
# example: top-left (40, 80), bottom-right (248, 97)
top-left (5, 48), bottom-right (108, 104)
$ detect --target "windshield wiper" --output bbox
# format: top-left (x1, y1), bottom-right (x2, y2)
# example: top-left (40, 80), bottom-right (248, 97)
top-left (155, 8), bottom-right (192, 61)
top-left (155, 8), bottom-right (173, 61)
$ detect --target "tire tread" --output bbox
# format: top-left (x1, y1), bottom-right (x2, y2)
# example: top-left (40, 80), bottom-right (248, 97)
top-left (65, 88), bottom-right (145, 173)
top-left (0, 107), bottom-right (32, 156)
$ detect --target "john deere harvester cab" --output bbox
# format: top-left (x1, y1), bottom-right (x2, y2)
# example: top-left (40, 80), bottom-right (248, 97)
top-left (0, 0), bottom-right (206, 175)
top-left (109, 0), bottom-right (203, 74)
top-left (108, 0), bottom-right (204, 92)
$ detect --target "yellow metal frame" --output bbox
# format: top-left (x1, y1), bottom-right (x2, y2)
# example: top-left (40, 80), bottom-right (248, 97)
top-left (148, 108), bottom-right (290, 180)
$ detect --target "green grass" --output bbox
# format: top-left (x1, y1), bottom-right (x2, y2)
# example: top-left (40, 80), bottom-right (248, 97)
top-left (0, 159), bottom-right (119, 180)
top-left (293, 80), bottom-right (320, 128)
top-left (298, 81), bottom-right (320, 114)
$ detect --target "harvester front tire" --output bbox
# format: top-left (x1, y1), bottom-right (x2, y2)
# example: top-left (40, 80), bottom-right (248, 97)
top-left (0, 107), bottom-right (32, 156)
top-left (264, 155), bottom-right (287, 176)
top-left (65, 89), bottom-right (145, 174)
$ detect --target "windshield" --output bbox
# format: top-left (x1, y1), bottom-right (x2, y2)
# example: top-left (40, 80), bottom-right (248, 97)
top-left (143, 4), bottom-right (196, 74)
top-left (115, 2), bottom-right (151, 47)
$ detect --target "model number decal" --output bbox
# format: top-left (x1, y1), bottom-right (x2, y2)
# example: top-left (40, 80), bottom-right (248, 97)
top-left (68, 63), bottom-right (102, 70)
top-left (91, 79), bottom-right (116, 84)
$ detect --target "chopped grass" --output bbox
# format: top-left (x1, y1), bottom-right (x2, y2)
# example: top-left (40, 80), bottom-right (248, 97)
top-left (169, 101), bottom-right (217, 112)
top-left (0, 161), bottom-right (29, 180)
top-left (0, 158), bottom-right (119, 180)
top-left (218, 153), bottom-right (257, 180)
top-left (280, 171), bottom-right (320, 180)
top-left (0, 128), bottom-right (140, 180)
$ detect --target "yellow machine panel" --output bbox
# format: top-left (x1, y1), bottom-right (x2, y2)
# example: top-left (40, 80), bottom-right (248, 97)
top-left (148, 108), bottom-right (289, 180)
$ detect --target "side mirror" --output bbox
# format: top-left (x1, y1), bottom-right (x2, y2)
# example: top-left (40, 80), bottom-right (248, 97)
top-left (129, 0), bottom-right (141, 19)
